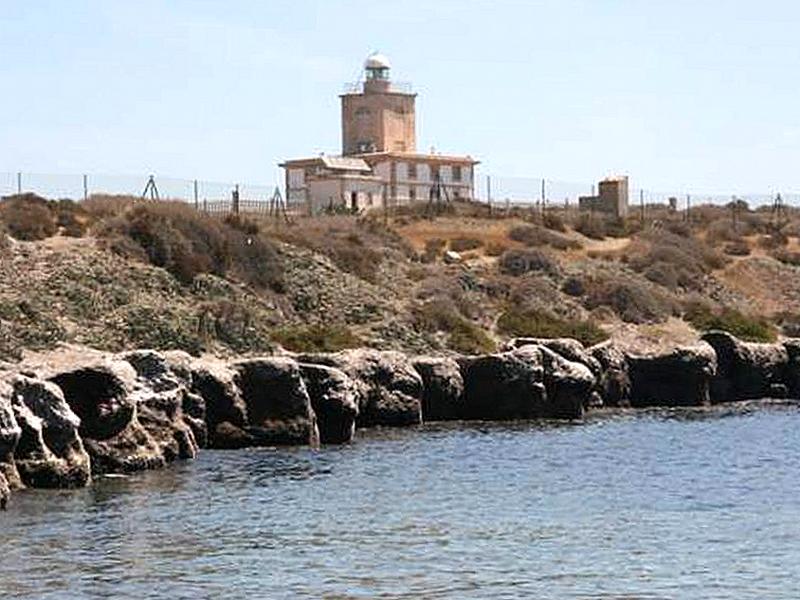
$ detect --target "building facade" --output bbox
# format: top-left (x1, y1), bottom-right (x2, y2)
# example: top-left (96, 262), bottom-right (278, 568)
top-left (281, 53), bottom-right (478, 213)
top-left (579, 176), bottom-right (629, 218)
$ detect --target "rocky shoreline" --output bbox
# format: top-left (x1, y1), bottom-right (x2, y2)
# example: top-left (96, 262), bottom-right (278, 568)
top-left (2, 331), bottom-right (799, 509)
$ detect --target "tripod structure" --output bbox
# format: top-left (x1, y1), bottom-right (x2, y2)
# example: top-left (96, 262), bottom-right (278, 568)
top-left (426, 170), bottom-right (451, 217)
top-left (141, 175), bottom-right (160, 201)
top-left (268, 186), bottom-right (291, 223)
top-left (772, 192), bottom-right (788, 230)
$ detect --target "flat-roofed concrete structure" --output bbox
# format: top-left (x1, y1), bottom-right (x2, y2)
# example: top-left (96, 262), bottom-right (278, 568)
top-left (579, 176), bottom-right (629, 218)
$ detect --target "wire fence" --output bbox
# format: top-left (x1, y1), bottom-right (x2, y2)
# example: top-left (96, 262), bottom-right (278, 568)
top-left (476, 174), bottom-right (800, 210)
top-left (0, 171), bottom-right (293, 210)
top-left (2, 170), bottom-right (797, 214)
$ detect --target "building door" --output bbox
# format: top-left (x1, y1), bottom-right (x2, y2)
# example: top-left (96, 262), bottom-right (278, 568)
top-left (351, 191), bottom-right (358, 211)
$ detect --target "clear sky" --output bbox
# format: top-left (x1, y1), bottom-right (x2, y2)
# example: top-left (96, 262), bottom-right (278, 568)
top-left (1, 0), bottom-right (799, 196)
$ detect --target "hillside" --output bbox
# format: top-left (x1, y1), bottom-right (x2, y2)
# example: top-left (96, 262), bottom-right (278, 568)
top-left (2, 193), bottom-right (800, 360)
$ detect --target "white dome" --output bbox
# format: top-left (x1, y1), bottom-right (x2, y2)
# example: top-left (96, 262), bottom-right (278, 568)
top-left (364, 52), bottom-right (391, 70)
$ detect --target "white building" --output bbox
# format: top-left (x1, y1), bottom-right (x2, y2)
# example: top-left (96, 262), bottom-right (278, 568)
top-left (280, 53), bottom-right (478, 213)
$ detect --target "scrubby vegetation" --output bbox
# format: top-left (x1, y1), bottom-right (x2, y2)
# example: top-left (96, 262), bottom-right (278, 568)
top-left (497, 307), bottom-right (608, 346)
top-left (98, 201), bottom-right (285, 291)
top-left (499, 248), bottom-right (559, 276)
top-left (685, 303), bottom-right (777, 343)
top-left (2, 192), bottom-right (800, 358)
top-left (508, 224), bottom-right (581, 250)
top-left (270, 323), bottom-right (363, 353)
top-left (413, 300), bottom-right (495, 354)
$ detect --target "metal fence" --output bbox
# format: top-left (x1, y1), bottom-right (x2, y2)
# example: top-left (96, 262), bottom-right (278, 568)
top-left (0, 171), bottom-right (296, 212)
top-left (2, 169), bottom-right (797, 214)
top-left (476, 174), bottom-right (800, 210)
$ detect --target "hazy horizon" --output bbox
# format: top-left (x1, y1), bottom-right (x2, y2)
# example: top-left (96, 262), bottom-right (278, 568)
top-left (2, 0), bottom-right (799, 197)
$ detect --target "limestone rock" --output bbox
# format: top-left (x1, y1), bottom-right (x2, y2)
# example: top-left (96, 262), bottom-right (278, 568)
top-left (0, 380), bottom-right (22, 489)
top-left (412, 356), bottom-right (464, 421)
top-left (9, 375), bottom-right (91, 488)
top-left (299, 349), bottom-right (422, 427)
top-left (458, 348), bottom-right (547, 420)
top-left (299, 363), bottom-right (358, 444)
top-left (0, 471), bottom-right (9, 510)
top-left (49, 361), bottom-right (165, 474)
top-left (536, 346), bottom-right (595, 419)
top-left (507, 337), bottom-right (602, 376)
top-left (190, 358), bottom-right (248, 448)
top-left (233, 357), bottom-right (319, 446)
top-left (589, 342), bottom-right (631, 407)
top-left (124, 350), bottom-right (200, 459)
top-left (702, 331), bottom-right (790, 402)
top-left (627, 343), bottom-right (717, 407)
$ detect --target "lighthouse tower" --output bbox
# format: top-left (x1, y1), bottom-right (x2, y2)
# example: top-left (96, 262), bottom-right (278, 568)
top-left (340, 52), bottom-right (417, 156)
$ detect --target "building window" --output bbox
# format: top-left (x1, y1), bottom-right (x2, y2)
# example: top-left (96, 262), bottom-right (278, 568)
top-left (355, 107), bottom-right (370, 118)
top-left (408, 162), bottom-right (417, 179)
top-left (452, 165), bottom-right (462, 182)
top-left (409, 186), bottom-right (416, 201)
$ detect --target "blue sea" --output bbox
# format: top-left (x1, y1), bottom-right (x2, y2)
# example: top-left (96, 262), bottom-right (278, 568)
top-left (2, 404), bottom-right (799, 599)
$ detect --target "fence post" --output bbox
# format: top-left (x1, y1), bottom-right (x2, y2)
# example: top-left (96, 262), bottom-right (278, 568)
top-left (16, 172), bottom-right (21, 194)
top-left (193, 179), bottom-right (199, 210)
top-left (486, 175), bottom-right (492, 215)
top-left (83, 174), bottom-right (88, 201)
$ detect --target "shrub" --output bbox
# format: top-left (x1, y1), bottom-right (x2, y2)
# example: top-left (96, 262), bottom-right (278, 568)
top-left (583, 275), bottom-right (676, 323)
top-left (498, 248), bottom-right (559, 277)
top-left (772, 248), bottom-right (800, 266)
top-left (508, 224), bottom-right (580, 250)
top-left (626, 229), bottom-right (726, 290)
top-left (573, 214), bottom-right (606, 240)
top-left (497, 307), bottom-right (608, 346)
top-left (422, 238), bottom-right (446, 262)
top-left (271, 323), bottom-right (362, 353)
top-left (413, 300), bottom-right (495, 354)
top-left (758, 232), bottom-right (788, 249)
top-left (0, 194), bottom-right (57, 240)
top-left (561, 276), bottom-right (585, 297)
top-left (723, 240), bottom-right (751, 256)
top-left (685, 303), bottom-right (776, 343)
top-left (485, 242), bottom-right (508, 257)
top-left (99, 202), bottom-right (284, 291)
top-left (223, 213), bottom-right (260, 235)
top-left (542, 211), bottom-right (566, 232)
top-left (449, 237), bottom-right (483, 252)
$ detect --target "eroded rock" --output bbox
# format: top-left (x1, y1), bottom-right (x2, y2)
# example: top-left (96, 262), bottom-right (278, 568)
top-left (458, 348), bottom-right (547, 420)
top-left (0, 380), bottom-right (22, 489)
top-left (589, 342), bottom-right (631, 407)
top-left (49, 362), bottom-right (164, 474)
top-left (190, 358), bottom-right (248, 448)
top-left (412, 356), bottom-right (464, 421)
top-left (299, 349), bottom-right (422, 427)
top-left (233, 357), bottom-right (319, 446)
top-left (627, 343), bottom-right (716, 407)
top-left (299, 363), bottom-right (358, 443)
top-left (702, 331), bottom-right (790, 402)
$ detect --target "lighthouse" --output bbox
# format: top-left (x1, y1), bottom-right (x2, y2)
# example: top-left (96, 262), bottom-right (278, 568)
top-left (340, 52), bottom-right (417, 156)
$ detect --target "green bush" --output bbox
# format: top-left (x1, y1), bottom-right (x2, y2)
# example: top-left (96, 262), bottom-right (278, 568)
top-left (271, 323), bottom-right (362, 353)
top-left (497, 307), bottom-right (608, 346)
top-left (414, 300), bottom-right (495, 354)
top-left (498, 248), bottom-right (559, 276)
top-left (685, 303), bottom-right (776, 343)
